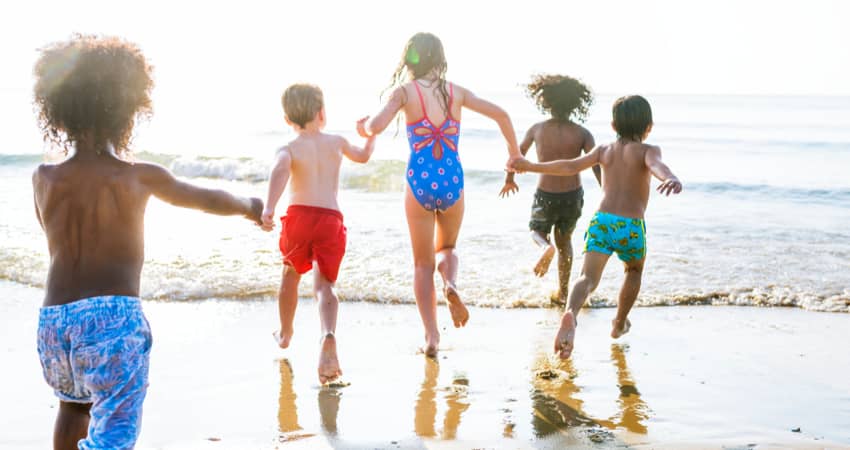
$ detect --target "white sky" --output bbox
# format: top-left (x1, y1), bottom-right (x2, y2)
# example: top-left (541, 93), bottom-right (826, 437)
top-left (1, 0), bottom-right (849, 152)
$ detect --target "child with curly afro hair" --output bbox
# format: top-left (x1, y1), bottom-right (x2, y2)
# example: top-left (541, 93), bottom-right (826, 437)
top-left (500, 74), bottom-right (600, 306)
top-left (32, 34), bottom-right (263, 449)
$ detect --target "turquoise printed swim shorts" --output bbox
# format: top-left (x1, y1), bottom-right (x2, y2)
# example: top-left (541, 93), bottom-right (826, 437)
top-left (37, 296), bottom-right (152, 450)
top-left (584, 211), bottom-right (647, 262)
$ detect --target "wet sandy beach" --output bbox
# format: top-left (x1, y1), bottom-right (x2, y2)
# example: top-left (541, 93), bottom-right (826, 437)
top-left (1, 281), bottom-right (848, 449)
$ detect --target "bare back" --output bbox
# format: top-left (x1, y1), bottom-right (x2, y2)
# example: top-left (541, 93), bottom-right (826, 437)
top-left (531, 120), bottom-right (592, 192)
top-left (34, 152), bottom-right (260, 307)
top-left (597, 141), bottom-right (653, 218)
top-left (34, 156), bottom-right (152, 306)
top-left (400, 80), bottom-right (464, 128)
top-left (284, 133), bottom-right (344, 211)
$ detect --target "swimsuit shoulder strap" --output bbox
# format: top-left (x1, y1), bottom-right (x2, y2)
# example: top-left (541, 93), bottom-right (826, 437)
top-left (412, 81), bottom-right (428, 118)
top-left (448, 82), bottom-right (454, 110)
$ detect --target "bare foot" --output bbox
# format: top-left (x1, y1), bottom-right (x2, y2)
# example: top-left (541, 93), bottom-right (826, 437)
top-left (318, 334), bottom-right (342, 384)
top-left (553, 311), bottom-right (577, 359)
top-left (445, 284), bottom-right (469, 328)
top-left (611, 318), bottom-right (631, 339)
top-left (421, 332), bottom-right (440, 358)
top-left (274, 329), bottom-right (293, 349)
top-left (534, 244), bottom-right (555, 277)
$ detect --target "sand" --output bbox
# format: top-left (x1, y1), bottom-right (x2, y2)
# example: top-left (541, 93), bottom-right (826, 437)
top-left (1, 281), bottom-right (848, 449)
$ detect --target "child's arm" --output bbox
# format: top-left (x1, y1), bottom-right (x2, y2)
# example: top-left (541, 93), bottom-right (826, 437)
top-left (644, 145), bottom-right (683, 196)
top-left (341, 118), bottom-right (377, 163)
top-left (359, 88), bottom-right (406, 137)
top-left (139, 163), bottom-right (263, 223)
top-left (499, 124), bottom-right (536, 198)
top-left (582, 128), bottom-right (602, 186)
top-left (32, 168), bottom-right (44, 230)
top-left (460, 87), bottom-right (522, 161)
top-left (261, 147), bottom-right (292, 230)
top-left (513, 146), bottom-right (600, 176)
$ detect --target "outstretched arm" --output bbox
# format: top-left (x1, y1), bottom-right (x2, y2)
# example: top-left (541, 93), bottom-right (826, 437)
top-left (261, 147), bottom-right (292, 230)
top-left (461, 87), bottom-right (521, 160)
top-left (32, 168), bottom-right (44, 230)
top-left (583, 129), bottom-right (601, 186)
top-left (139, 163), bottom-right (263, 224)
top-left (513, 146), bottom-right (600, 176)
top-left (342, 120), bottom-right (376, 163)
top-left (359, 87), bottom-right (406, 137)
top-left (644, 145), bottom-right (682, 196)
top-left (500, 124), bottom-right (535, 198)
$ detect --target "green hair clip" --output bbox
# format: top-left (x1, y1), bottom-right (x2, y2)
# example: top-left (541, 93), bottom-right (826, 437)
top-left (406, 47), bottom-right (420, 65)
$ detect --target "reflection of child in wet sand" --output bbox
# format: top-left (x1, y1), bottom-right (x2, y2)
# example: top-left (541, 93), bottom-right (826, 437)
top-left (262, 84), bottom-right (376, 384)
top-left (513, 95), bottom-right (682, 358)
top-left (500, 75), bottom-right (600, 305)
top-left (31, 35), bottom-right (263, 449)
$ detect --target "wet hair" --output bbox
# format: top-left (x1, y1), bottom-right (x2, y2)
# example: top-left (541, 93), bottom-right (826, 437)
top-left (33, 34), bottom-right (153, 156)
top-left (282, 83), bottom-right (324, 129)
top-left (386, 32), bottom-right (450, 117)
top-left (612, 95), bottom-right (653, 141)
top-left (525, 74), bottom-right (593, 123)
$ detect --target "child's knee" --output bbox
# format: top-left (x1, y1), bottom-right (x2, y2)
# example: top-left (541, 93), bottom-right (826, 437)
top-left (313, 282), bottom-right (335, 298)
top-left (414, 259), bottom-right (436, 273)
top-left (623, 261), bottom-right (644, 275)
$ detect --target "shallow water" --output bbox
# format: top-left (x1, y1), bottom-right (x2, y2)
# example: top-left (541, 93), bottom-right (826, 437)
top-left (1, 94), bottom-right (849, 311)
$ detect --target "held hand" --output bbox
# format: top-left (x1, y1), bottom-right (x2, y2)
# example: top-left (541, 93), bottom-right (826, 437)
top-left (356, 116), bottom-right (372, 139)
top-left (499, 180), bottom-right (519, 198)
top-left (260, 207), bottom-right (276, 232)
top-left (510, 157), bottom-right (532, 173)
top-left (657, 177), bottom-right (683, 196)
top-left (247, 198), bottom-right (265, 226)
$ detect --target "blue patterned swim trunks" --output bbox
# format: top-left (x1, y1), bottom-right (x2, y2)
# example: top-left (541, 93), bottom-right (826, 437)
top-left (585, 211), bottom-right (647, 262)
top-left (37, 296), bottom-right (152, 450)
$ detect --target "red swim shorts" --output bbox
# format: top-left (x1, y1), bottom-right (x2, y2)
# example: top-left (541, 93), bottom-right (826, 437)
top-left (279, 205), bottom-right (347, 282)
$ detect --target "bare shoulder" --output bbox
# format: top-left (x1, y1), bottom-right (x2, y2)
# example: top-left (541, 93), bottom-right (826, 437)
top-left (449, 81), bottom-right (471, 100)
top-left (642, 143), bottom-right (662, 155)
top-left (324, 134), bottom-right (349, 153)
top-left (579, 124), bottom-right (594, 139)
top-left (131, 161), bottom-right (173, 184)
top-left (275, 144), bottom-right (292, 158)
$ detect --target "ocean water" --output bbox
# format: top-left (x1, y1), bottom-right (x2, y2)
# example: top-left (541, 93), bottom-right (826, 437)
top-left (2, 93), bottom-right (849, 312)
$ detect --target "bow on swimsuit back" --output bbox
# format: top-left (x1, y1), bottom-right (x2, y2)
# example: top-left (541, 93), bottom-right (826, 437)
top-left (406, 81), bottom-right (464, 212)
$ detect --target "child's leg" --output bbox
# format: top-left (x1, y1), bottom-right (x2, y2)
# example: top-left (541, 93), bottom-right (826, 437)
top-left (405, 188), bottom-right (439, 356)
top-left (552, 228), bottom-right (575, 304)
top-left (555, 251), bottom-right (610, 359)
top-left (611, 257), bottom-right (645, 338)
top-left (277, 265), bottom-right (301, 349)
top-left (531, 230), bottom-right (555, 278)
top-left (313, 271), bottom-right (341, 384)
top-left (435, 195), bottom-right (468, 328)
top-left (54, 401), bottom-right (90, 450)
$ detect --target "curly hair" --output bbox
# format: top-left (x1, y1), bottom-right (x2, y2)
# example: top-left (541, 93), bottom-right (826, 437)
top-left (282, 84), bottom-right (324, 129)
top-left (383, 32), bottom-right (450, 132)
top-left (525, 74), bottom-right (593, 123)
top-left (33, 34), bottom-right (154, 156)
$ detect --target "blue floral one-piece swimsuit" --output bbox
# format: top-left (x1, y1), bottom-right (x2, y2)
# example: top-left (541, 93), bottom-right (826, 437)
top-left (405, 81), bottom-right (463, 212)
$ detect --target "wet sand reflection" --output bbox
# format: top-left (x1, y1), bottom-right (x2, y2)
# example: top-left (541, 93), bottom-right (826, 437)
top-left (531, 343), bottom-right (649, 437)
top-left (414, 358), bottom-right (470, 440)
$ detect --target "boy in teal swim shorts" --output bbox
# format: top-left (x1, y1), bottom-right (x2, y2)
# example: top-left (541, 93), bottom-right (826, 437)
top-left (513, 95), bottom-right (682, 359)
top-left (32, 35), bottom-right (262, 449)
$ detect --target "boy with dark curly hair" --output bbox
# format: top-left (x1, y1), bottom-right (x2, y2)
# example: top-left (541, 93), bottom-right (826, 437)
top-left (32, 35), bottom-right (262, 449)
top-left (512, 95), bottom-right (682, 359)
top-left (501, 74), bottom-right (600, 306)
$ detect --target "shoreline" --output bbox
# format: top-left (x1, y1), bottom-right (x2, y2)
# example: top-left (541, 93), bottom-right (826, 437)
top-left (1, 281), bottom-right (848, 449)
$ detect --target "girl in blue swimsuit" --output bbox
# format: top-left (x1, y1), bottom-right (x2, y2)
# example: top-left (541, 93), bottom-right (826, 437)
top-left (358, 32), bottom-right (522, 357)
